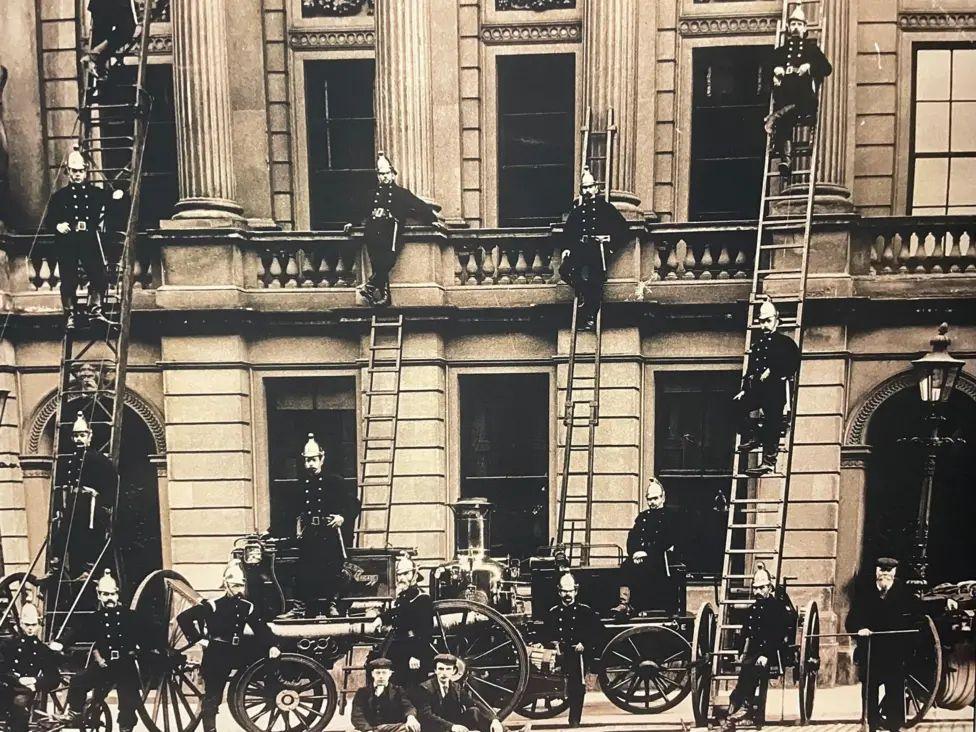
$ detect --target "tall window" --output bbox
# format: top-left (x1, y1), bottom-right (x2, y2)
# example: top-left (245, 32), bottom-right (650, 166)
top-left (305, 60), bottom-right (376, 230)
top-left (690, 46), bottom-right (772, 221)
top-left (497, 54), bottom-right (575, 227)
top-left (654, 372), bottom-right (738, 578)
top-left (460, 374), bottom-right (549, 559)
top-left (909, 46), bottom-right (976, 215)
top-left (266, 377), bottom-right (358, 536)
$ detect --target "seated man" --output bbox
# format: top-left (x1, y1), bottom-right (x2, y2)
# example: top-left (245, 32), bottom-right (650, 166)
top-left (416, 653), bottom-right (503, 732)
top-left (617, 477), bottom-right (679, 616)
top-left (351, 657), bottom-right (422, 732)
top-left (719, 564), bottom-right (794, 731)
top-left (0, 603), bottom-right (63, 732)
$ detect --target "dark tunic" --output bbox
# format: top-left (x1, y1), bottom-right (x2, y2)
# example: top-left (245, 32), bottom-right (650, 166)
top-left (771, 35), bottom-right (832, 116)
top-left (380, 585), bottom-right (435, 687)
top-left (351, 683), bottom-right (417, 731)
top-left (623, 507), bottom-right (679, 612)
top-left (738, 329), bottom-right (801, 457)
top-left (51, 448), bottom-right (119, 576)
top-left (0, 634), bottom-right (63, 732)
top-left (540, 600), bottom-right (602, 726)
top-left (360, 182), bottom-right (438, 287)
top-left (88, 0), bottom-right (137, 51)
top-left (47, 182), bottom-right (115, 299)
top-left (728, 593), bottom-right (795, 709)
top-left (416, 677), bottom-right (497, 732)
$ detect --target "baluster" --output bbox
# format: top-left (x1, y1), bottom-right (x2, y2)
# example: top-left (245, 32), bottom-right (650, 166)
top-left (284, 250), bottom-right (300, 287)
top-left (483, 245), bottom-right (496, 284)
top-left (548, 248), bottom-right (561, 284)
top-left (318, 251), bottom-right (333, 287)
top-left (664, 241), bottom-right (679, 280)
top-left (716, 242), bottom-right (731, 279)
top-left (681, 239), bottom-right (696, 279)
top-left (348, 250), bottom-right (360, 285)
top-left (946, 229), bottom-right (962, 273)
top-left (880, 234), bottom-right (895, 274)
top-left (334, 250), bottom-right (349, 286)
top-left (268, 253), bottom-right (283, 288)
top-left (733, 246), bottom-right (748, 279)
top-left (914, 232), bottom-right (931, 274)
top-left (257, 252), bottom-right (267, 287)
top-left (454, 249), bottom-right (464, 284)
top-left (869, 234), bottom-right (881, 275)
top-left (929, 231), bottom-right (945, 274)
top-left (962, 231), bottom-right (976, 273)
top-left (466, 247), bottom-right (480, 285)
top-left (300, 249), bottom-right (317, 287)
top-left (651, 243), bottom-right (662, 281)
top-left (514, 249), bottom-right (529, 284)
top-left (131, 256), bottom-right (144, 290)
top-left (530, 249), bottom-right (546, 283)
top-left (699, 243), bottom-right (714, 280)
top-left (28, 258), bottom-right (40, 291)
top-left (38, 259), bottom-right (53, 291)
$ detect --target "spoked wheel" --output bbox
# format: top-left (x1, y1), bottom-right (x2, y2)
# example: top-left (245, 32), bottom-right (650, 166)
top-left (0, 571), bottom-right (42, 633)
top-left (33, 686), bottom-right (113, 732)
top-left (229, 653), bottom-right (337, 732)
top-left (516, 694), bottom-right (569, 719)
top-left (430, 599), bottom-right (530, 720)
top-left (691, 602), bottom-right (716, 727)
top-left (798, 600), bottom-right (820, 724)
top-left (598, 624), bottom-right (693, 714)
top-left (130, 569), bottom-right (205, 732)
top-left (880, 615), bottom-right (942, 729)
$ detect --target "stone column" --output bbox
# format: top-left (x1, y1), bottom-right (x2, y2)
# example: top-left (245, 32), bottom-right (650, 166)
top-left (169, 0), bottom-right (243, 222)
top-left (582, 0), bottom-right (641, 213)
top-left (374, 0), bottom-right (436, 202)
top-left (814, 0), bottom-right (853, 211)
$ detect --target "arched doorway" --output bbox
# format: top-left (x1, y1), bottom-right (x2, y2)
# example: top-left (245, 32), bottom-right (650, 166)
top-left (862, 385), bottom-right (976, 584)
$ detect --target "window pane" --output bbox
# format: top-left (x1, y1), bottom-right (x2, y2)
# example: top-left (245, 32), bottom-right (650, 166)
top-left (915, 102), bottom-right (950, 153)
top-left (917, 49), bottom-right (952, 101)
top-left (912, 157), bottom-right (949, 210)
top-left (948, 157), bottom-right (976, 208)
top-left (950, 102), bottom-right (976, 152)
top-left (951, 49), bottom-right (976, 100)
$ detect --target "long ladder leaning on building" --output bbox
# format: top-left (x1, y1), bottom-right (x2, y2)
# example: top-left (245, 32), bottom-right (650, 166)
top-left (0, 0), bottom-right (162, 642)
top-left (705, 0), bottom-right (825, 720)
top-left (555, 107), bottom-right (615, 567)
top-left (354, 314), bottom-right (406, 549)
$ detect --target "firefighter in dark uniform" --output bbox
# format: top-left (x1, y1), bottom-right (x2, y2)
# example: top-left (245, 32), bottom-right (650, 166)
top-left (719, 564), bottom-right (795, 731)
top-left (177, 561), bottom-right (281, 732)
top-left (765, 5), bottom-right (832, 177)
top-left (65, 570), bottom-right (145, 732)
top-left (734, 298), bottom-right (800, 476)
top-left (351, 657), bottom-right (422, 732)
top-left (60, 361), bottom-right (112, 453)
top-left (0, 603), bottom-right (63, 732)
top-left (350, 152), bottom-right (439, 308)
top-left (616, 477), bottom-right (680, 616)
top-left (845, 557), bottom-right (958, 732)
top-left (371, 555), bottom-right (435, 689)
top-left (556, 166), bottom-right (630, 331)
top-left (535, 573), bottom-right (601, 728)
top-left (50, 412), bottom-right (119, 582)
top-left (283, 433), bottom-right (361, 618)
top-left (48, 149), bottom-right (124, 328)
top-left (86, 0), bottom-right (137, 78)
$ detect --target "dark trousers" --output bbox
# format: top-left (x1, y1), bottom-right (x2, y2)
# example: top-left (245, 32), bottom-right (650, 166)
top-left (770, 75), bottom-right (818, 155)
top-left (201, 645), bottom-right (244, 732)
top-left (370, 725), bottom-right (410, 732)
top-left (559, 245), bottom-right (606, 323)
top-left (729, 653), bottom-right (768, 711)
top-left (67, 658), bottom-right (139, 730)
top-left (91, 11), bottom-right (136, 63)
top-left (621, 560), bottom-right (676, 614)
top-left (737, 385), bottom-right (786, 462)
top-left (57, 233), bottom-right (108, 308)
top-left (863, 669), bottom-right (906, 731)
top-left (563, 647), bottom-right (586, 727)
top-left (296, 531), bottom-right (344, 614)
top-left (364, 218), bottom-right (398, 290)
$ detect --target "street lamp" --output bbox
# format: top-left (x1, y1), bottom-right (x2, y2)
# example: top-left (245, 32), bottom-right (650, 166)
top-left (905, 323), bottom-right (965, 586)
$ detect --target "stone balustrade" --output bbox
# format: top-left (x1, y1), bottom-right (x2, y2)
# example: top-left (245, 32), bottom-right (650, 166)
top-left (253, 241), bottom-right (361, 289)
top-left (859, 217), bottom-right (976, 275)
top-left (645, 222), bottom-right (756, 281)
top-left (452, 229), bottom-right (562, 286)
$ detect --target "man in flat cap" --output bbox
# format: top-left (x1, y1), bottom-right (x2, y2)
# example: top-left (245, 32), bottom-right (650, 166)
top-left (350, 152), bottom-right (440, 308)
top-left (416, 653), bottom-right (504, 732)
top-left (846, 557), bottom-right (958, 732)
top-left (351, 657), bottom-right (422, 732)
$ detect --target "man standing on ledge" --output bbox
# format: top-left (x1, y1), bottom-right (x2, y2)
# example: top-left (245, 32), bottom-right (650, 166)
top-left (350, 152), bottom-right (439, 308)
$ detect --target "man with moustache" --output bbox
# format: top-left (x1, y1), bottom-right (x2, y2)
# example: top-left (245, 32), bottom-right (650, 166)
top-left (0, 603), bottom-right (64, 732)
top-left (372, 555), bottom-right (434, 689)
top-left (415, 653), bottom-right (504, 732)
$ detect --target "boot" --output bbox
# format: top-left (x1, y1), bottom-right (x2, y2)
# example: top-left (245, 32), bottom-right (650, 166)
top-left (612, 587), bottom-right (634, 620)
top-left (202, 709), bottom-right (217, 732)
top-left (277, 601), bottom-right (306, 619)
top-left (778, 139), bottom-right (793, 180)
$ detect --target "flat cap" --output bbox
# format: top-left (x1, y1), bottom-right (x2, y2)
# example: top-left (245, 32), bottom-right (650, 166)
top-left (366, 657), bottom-right (393, 670)
top-left (434, 653), bottom-right (458, 666)
top-left (875, 557), bottom-right (899, 570)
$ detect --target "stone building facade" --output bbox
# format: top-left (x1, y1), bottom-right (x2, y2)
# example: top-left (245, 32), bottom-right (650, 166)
top-left (1, 0), bottom-right (974, 685)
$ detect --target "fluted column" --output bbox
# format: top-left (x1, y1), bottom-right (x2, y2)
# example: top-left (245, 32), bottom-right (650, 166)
top-left (170, 0), bottom-right (242, 221)
top-left (814, 0), bottom-right (853, 209)
top-left (583, 0), bottom-right (640, 213)
top-left (374, 0), bottom-right (435, 202)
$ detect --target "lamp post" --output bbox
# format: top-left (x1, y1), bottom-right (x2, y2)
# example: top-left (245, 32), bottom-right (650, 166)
top-left (905, 323), bottom-right (964, 587)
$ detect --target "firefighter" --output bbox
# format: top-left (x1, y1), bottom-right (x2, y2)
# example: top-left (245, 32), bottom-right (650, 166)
top-left (64, 570), bottom-right (144, 732)
top-left (616, 477), bottom-right (680, 616)
top-left (47, 149), bottom-right (124, 328)
top-left (283, 433), bottom-right (360, 618)
top-left (371, 555), bottom-right (434, 689)
top-left (60, 361), bottom-right (112, 453)
top-left (535, 573), bottom-right (601, 728)
top-left (350, 152), bottom-right (439, 308)
top-left (845, 557), bottom-right (958, 732)
top-left (718, 563), bottom-right (794, 731)
top-left (734, 298), bottom-right (800, 476)
top-left (416, 653), bottom-right (504, 732)
top-left (86, 0), bottom-right (137, 79)
top-left (177, 560), bottom-right (280, 732)
top-left (765, 5), bottom-right (832, 178)
top-left (50, 412), bottom-right (119, 581)
top-left (0, 603), bottom-right (63, 732)
top-left (351, 657), bottom-right (422, 732)
top-left (556, 166), bottom-right (630, 331)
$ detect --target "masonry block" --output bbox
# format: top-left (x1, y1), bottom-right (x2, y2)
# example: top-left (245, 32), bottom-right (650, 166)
top-left (170, 507), bottom-right (254, 536)
top-left (168, 451), bottom-right (251, 481)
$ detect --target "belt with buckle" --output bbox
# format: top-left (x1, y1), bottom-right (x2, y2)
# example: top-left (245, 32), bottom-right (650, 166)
top-left (311, 516), bottom-right (322, 526)
top-left (109, 650), bottom-right (120, 661)
top-left (371, 207), bottom-right (391, 219)
top-left (76, 221), bottom-right (88, 232)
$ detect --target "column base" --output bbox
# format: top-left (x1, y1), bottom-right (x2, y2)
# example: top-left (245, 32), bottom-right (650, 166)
top-left (812, 183), bottom-right (854, 214)
top-left (169, 196), bottom-right (245, 225)
top-left (608, 190), bottom-right (643, 219)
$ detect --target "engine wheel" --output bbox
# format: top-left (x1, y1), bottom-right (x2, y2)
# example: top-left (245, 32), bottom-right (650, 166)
top-left (516, 694), bottom-right (569, 719)
top-left (691, 602), bottom-right (716, 727)
top-left (798, 600), bottom-right (820, 724)
top-left (229, 653), bottom-right (337, 732)
top-left (0, 571), bottom-right (42, 634)
top-left (598, 624), bottom-right (692, 714)
top-left (878, 615), bottom-right (941, 729)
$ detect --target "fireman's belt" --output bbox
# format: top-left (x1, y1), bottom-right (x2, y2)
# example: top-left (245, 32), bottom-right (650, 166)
top-left (76, 221), bottom-right (88, 232)
top-left (213, 636), bottom-right (241, 646)
top-left (371, 207), bottom-right (392, 219)
top-left (310, 516), bottom-right (322, 526)
top-left (582, 235), bottom-right (609, 244)
top-left (109, 650), bottom-right (120, 661)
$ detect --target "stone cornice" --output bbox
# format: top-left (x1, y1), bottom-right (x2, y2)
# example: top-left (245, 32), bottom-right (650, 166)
top-left (288, 29), bottom-right (375, 51)
top-left (480, 21), bottom-right (582, 44)
top-left (898, 12), bottom-right (976, 31)
top-left (678, 15), bottom-right (779, 36)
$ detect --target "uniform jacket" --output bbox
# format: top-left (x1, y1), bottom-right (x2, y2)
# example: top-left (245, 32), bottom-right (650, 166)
top-left (177, 595), bottom-right (273, 650)
top-left (772, 36), bottom-right (832, 81)
top-left (68, 606), bottom-right (146, 664)
top-left (0, 634), bottom-right (62, 689)
top-left (540, 601), bottom-right (602, 667)
top-left (743, 331), bottom-right (800, 394)
top-left (845, 580), bottom-right (945, 666)
top-left (299, 471), bottom-right (361, 548)
top-left (54, 448), bottom-right (119, 531)
top-left (741, 594), bottom-right (795, 658)
top-left (381, 585), bottom-right (434, 661)
top-left (351, 683), bottom-right (417, 731)
top-left (88, 0), bottom-right (136, 45)
top-left (626, 508), bottom-right (678, 574)
top-left (48, 183), bottom-right (115, 235)
top-left (416, 677), bottom-right (496, 732)
top-left (361, 183), bottom-right (438, 247)
top-left (559, 195), bottom-right (630, 259)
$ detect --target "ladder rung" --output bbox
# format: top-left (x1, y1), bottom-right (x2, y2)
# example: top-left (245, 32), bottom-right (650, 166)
top-left (765, 194), bottom-right (809, 201)
top-left (720, 624), bottom-right (743, 630)
top-left (361, 458), bottom-right (394, 465)
top-left (720, 600), bottom-right (757, 606)
top-left (729, 497), bottom-right (784, 504)
top-left (758, 242), bottom-right (807, 251)
top-left (728, 524), bottom-right (781, 530)
top-left (725, 549), bottom-right (778, 555)
top-left (732, 473), bottom-right (786, 479)
top-left (755, 267), bottom-right (802, 275)
top-left (365, 415), bottom-right (396, 421)
top-left (363, 390), bottom-right (398, 396)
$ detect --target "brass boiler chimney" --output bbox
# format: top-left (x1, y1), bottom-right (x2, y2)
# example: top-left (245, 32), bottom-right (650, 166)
top-left (451, 497), bottom-right (493, 558)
